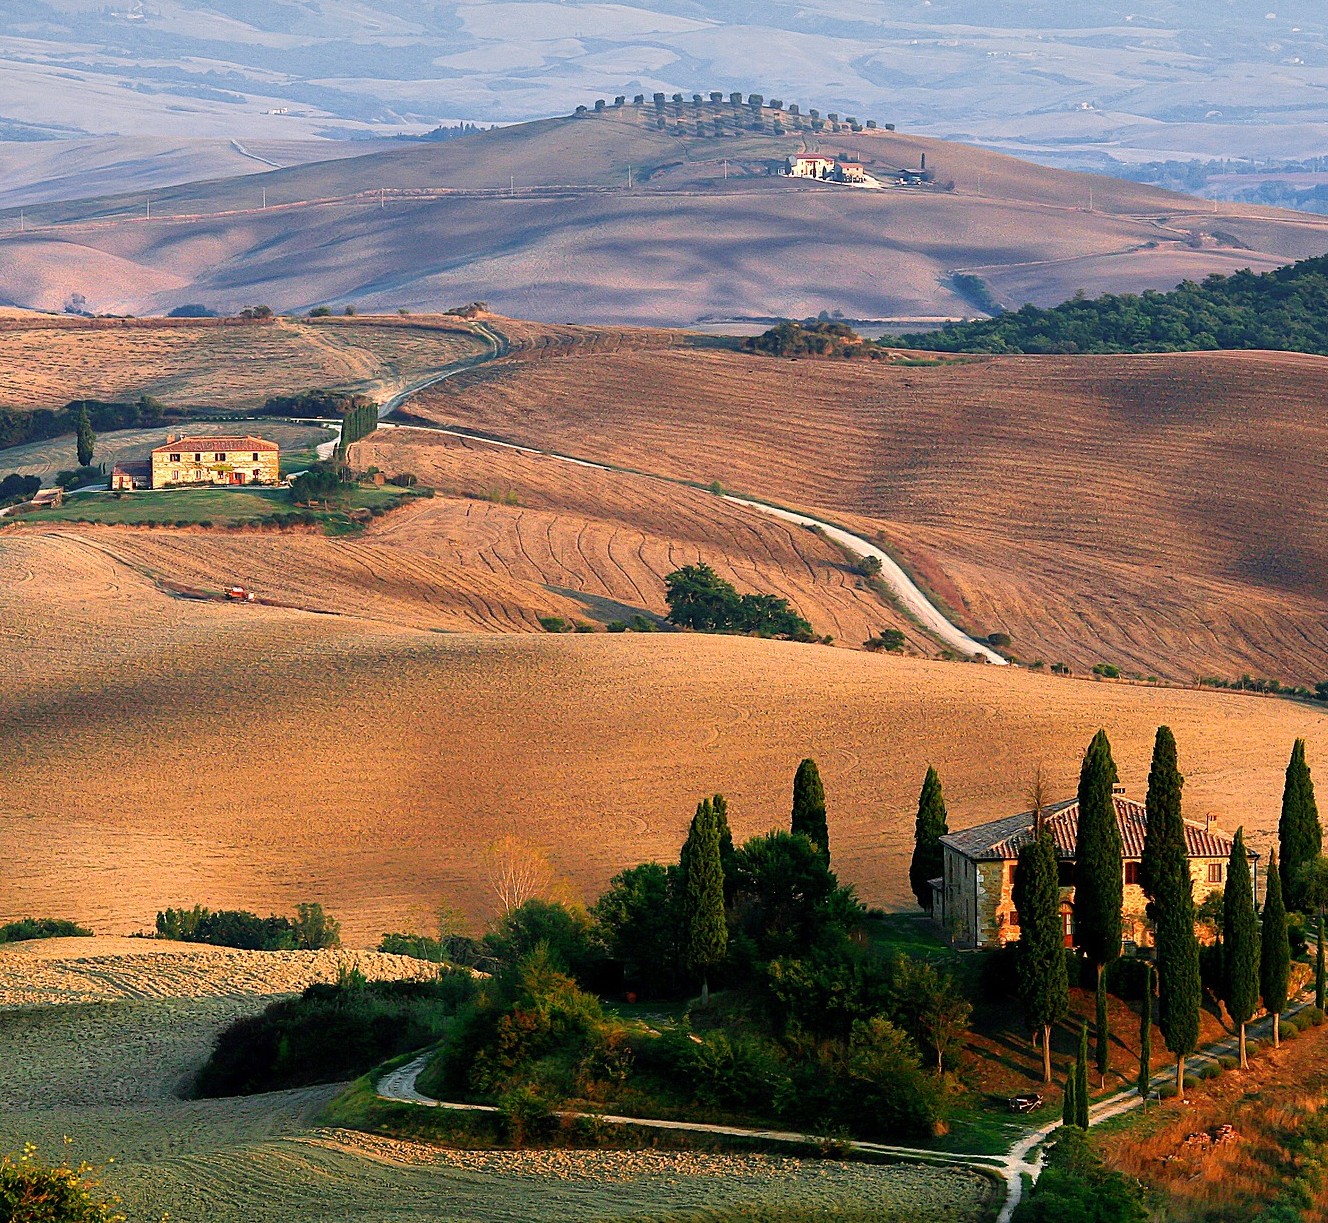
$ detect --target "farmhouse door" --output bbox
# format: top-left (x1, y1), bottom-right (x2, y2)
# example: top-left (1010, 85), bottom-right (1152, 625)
top-left (1060, 904), bottom-right (1075, 948)
top-left (230, 472), bottom-right (246, 485)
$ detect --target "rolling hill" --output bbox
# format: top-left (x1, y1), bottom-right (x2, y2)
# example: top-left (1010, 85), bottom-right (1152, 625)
top-left (0, 527), bottom-right (1322, 946)
top-left (3, 105), bottom-right (1327, 323)
top-left (397, 324), bottom-right (1328, 686)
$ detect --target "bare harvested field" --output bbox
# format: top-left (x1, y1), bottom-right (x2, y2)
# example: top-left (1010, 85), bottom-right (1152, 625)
top-left (0, 314), bottom-right (486, 411)
top-left (409, 338), bottom-right (1328, 684)
top-left (0, 530), bottom-right (1323, 946)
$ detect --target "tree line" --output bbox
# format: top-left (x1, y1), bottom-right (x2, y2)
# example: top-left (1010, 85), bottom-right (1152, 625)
top-left (0, 395), bottom-right (179, 454)
top-left (893, 254), bottom-right (1328, 355)
top-left (156, 902), bottom-right (340, 952)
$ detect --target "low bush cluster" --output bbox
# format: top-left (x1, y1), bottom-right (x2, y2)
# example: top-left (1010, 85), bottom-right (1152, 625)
top-left (155, 902), bottom-right (339, 951)
top-left (195, 970), bottom-right (477, 1096)
top-left (0, 917), bottom-right (92, 944)
top-left (0, 473), bottom-right (39, 506)
top-left (743, 321), bottom-right (878, 359)
top-left (1013, 1128), bottom-right (1146, 1221)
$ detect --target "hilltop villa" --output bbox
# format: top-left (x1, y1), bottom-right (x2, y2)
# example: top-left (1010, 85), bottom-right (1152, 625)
top-left (111, 434), bottom-right (281, 491)
top-left (931, 786), bottom-right (1255, 950)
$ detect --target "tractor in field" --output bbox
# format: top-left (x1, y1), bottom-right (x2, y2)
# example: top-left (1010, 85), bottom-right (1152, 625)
top-left (225, 586), bottom-right (256, 603)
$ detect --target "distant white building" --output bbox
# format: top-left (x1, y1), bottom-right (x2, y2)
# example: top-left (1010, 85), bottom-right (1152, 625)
top-left (785, 155), bottom-right (836, 179)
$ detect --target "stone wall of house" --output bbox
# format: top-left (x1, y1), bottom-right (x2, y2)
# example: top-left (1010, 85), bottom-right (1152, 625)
top-left (152, 448), bottom-right (279, 488)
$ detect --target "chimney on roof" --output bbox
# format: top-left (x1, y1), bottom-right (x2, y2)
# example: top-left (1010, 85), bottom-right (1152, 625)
top-left (1112, 783), bottom-right (1126, 797)
top-left (1206, 812), bottom-right (1218, 832)
top-left (166, 432), bottom-right (177, 444)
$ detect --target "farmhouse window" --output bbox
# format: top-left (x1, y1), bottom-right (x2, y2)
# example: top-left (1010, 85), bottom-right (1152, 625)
top-left (169, 453), bottom-right (181, 462)
top-left (172, 470), bottom-right (179, 481)
top-left (216, 453), bottom-right (226, 461)
top-left (194, 453), bottom-right (201, 462)
top-left (1208, 862), bottom-right (1224, 884)
top-left (1124, 862), bottom-right (1140, 885)
top-left (1007, 862), bottom-right (1017, 885)
top-left (252, 452), bottom-right (259, 461)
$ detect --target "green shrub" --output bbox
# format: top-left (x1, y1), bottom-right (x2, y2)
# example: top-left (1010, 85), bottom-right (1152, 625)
top-left (1281, 1023), bottom-right (1299, 1040)
top-left (1183, 1073), bottom-right (1200, 1089)
top-left (156, 902), bottom-right (339, 951)
top-left (1012, 1128), bottom-right (1146, 1221)
top-left (1244, 1039), bottom-right (1262, 1059)
top-left (606, 620), bottom-right (629, 633)
top-left (664, 563), bottom-right (814, 641)
top-left (0, 918), bottom-right (92, 944)
top-left (195, 973), bottom-right (476, 1096)
top-left (1196, 1062), bottom-right (1221, 1079)
top-left (1218, 1055), bottom-right (1240, 1071)
top-left (1158, 1083), bottom-right (1178, 1099)
top-left (538, 616), bottom-right (571, 633)
top-left (0, 1148), bottom-right (123, 1223)
top-left (1305, 1006), bottom-right (1325, 1027)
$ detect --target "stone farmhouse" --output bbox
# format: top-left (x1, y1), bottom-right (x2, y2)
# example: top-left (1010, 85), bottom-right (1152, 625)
top-left (931, 786), bottom-right (1254, 951)
top-left (112, 434), bottom-right (280, 490)
top-left (783, 154), bottom-right (869, 184)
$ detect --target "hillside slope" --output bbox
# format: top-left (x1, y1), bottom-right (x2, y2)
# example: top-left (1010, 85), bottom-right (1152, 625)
top-left (3, 107), bottom-right (1326, 323)
top-left (0, 530), bottom-right (1322, 943)
top-left (404, 329), bottom-right (1328, 684)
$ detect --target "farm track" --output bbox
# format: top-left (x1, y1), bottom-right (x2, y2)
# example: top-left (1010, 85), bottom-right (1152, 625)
top-left (402, 338), bottom-right (1328, 683)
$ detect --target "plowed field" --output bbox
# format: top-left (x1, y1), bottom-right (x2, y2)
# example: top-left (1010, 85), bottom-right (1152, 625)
top-left (0, 314), bottom-right (485, 411)
top-left (407, 338), bottom-right (1328, 684)
top-left (0, 530), bottom-right (1323, 945)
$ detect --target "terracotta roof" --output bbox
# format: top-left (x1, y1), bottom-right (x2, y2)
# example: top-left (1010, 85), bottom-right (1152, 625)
top-left (152, 435), bottom-right (278, 453)
top-left (940, 796), bottom-right (1252, 862)
top-left (111, 461), bottom-right (150, 475)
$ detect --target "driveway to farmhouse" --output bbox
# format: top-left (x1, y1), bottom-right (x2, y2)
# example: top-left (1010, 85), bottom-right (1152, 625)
top-left (377, 995), bottom-right (1309, 1222)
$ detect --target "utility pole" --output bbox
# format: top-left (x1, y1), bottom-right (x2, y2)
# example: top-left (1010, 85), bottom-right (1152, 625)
top-left (627, 165), bottom-right (632, 189)
top-left (380, 187), bottom-right (385, 209)
top-left (262, 187), bottom-right (266, 209)
top-left (723, 158), bottom-right (728, 180)
top-left (510, 175), bottom-right (515, 197)
top-left (146, 196), bottom-right (151, 220)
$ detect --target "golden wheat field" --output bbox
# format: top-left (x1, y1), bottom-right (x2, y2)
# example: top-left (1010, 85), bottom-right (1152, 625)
top-left (0, 314), bottom-right (486, 410)
top-left (0, 528), bottom-right (1323, 946)
top-left (407, 336), bottom-right (1328, 684)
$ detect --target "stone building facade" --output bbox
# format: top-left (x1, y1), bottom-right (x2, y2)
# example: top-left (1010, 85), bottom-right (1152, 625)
top-left (931, 788), bottom-right (1253, 950)
top-left (150, 435), bottom-right (280, 488)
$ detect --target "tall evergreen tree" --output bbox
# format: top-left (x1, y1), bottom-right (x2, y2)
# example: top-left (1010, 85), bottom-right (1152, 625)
top-left (1075, 1022), bottom-right (1090, 1130)
top-left (1279, 739), bottom-right (1320, 912)
top-left (1062, 1062), bottom-right (1077, 1128)
top-left (1140, 727), bottom-right (1184, 916)
top-left (1142, 726), bottom-right (1201, 1097)
top-left (75, 405), bottom-right (95, 468)
top-left (909, 766), bottom-right (949, 910)
top-left (680, 798), bottom-right (727, 1005)
top-left (1222, 827), bottom-right (1260, 1068)
top-left (1260, 850), bottom-right (1291, 1049)
top-left (712, 792), bottom-right (737, 897)
top-left (1305, 857), bottom-right (1328, 1010)
top-left (1137, 961), bottom-right (1153, 1098)
top-left (791, 758), bottom-right (829, 861)
top-left (1013, 828), bottom-right (1069, 1083)
top-left (1073, 729), bottom-right (1122, 1080)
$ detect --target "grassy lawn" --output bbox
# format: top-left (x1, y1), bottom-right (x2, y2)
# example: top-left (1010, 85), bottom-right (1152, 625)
top-left (18, 484), bottom-right (410, 534)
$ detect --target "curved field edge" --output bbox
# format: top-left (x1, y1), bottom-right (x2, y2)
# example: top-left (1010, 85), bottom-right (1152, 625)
top-left (320, 1066), bottom-right (1002, 1221)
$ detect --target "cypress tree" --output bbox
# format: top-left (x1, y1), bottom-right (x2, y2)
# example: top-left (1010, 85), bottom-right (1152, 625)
top-left (1222, 827), bottom-right (1260, 1068)
top-left (1075, 1022), bottom-right (1090, 1130)
top-left (1279, 739), bottom-right (1320, 912)
top-left (712, 792), bottom-right (736, 892)
top-left (1143, 726), bottom-right (1201, 1097)
top-left (1140, 727), bottom-right (1184, 918)
top-left (1073, 729), bottom-right (1122, 1080)
top-left (1013, 828), bottom-right (1069, 1083)
top-left (1062, 1063), bottom-right (1077, 1128)
top-left (910, 766), bottom-right (949, 910)
top-left (1260, 850), bottom-right (1290, 1049)
top-left (1095, 973), bottom-right (1110, 1088)
top-left (76, 405), bottom-right (95, 468)
top-left (791, 758), bottom-right (829, 860)
top-left (1138, 961), bottom-right (1153, 1098)
top-left (1318, 912), bottom-right (1326, 1012)
top-left (681, 798), bottom-right (727, 1005)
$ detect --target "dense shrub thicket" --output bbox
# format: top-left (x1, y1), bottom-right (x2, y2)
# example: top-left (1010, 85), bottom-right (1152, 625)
top-left (1012, 1129), bottom-right (1146, 1221)
top-left (0, 473), bottom-right (40, 506)
top-left (0, 396), bottom-right (179, 453)
top-left (378, 930), bottom-right (486, 968)
top-left (895, 255), bottom-right (1328, 355)
top-left (290, 461), bottom-right (355, 505)
top-left (155, 903), bottom-right (340, 951)
top-left (0, 918), bottom-right (93, 943)
top-left (743, 320), bottom-right (876, 358)
top-left (664, 563), bottom-right (814, 641)
top-left (194, 971), bottom-right (478, 1096)
top-left (259, 391), bottom-right (375, 419)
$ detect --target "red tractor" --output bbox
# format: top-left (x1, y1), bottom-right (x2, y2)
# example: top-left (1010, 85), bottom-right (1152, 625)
top-left (225, 586), bottom-right (256, 603)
